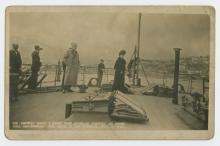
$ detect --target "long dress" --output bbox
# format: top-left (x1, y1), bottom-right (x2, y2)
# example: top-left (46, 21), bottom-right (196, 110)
top-left (63, 49), bottom-right (80, 86)
top-left (112, 57), bottom-right (128, 93)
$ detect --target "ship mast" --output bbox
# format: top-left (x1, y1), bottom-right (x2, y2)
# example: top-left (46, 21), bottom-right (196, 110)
top-left (132, 13), bottom-right (142, 86)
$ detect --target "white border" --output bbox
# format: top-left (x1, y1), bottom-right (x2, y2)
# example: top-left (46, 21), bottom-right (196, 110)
top-left (0, 0), bottom-right (219, 146)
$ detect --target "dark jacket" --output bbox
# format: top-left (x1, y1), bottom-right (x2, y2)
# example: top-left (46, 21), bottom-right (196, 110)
top-left (112, 57), bottom-right (128, 93)
top-left (114, 57), bottom-right (126, 73)
top-left (31, 51), bottom-right (41, 72)
top-left (98, 63), bottom-right (105, 74)
top-left (10, 49), bottom-right (22, 73)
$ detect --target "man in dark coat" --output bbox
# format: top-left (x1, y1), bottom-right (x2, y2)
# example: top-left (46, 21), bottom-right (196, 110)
top-left (10, 43), bottom-right (22, 102)
top-left (97, 59), bottom-right (105, 87)
top-left (28, 45), bottom-right (42, 89)
top-left (112, 50), bottom-right (129, 93)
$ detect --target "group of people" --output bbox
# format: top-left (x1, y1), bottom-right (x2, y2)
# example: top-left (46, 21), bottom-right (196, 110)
top-left (9, 44), bottom-right (43, 102)
top-left (9, 42), bottom-right (129, 102)
top-left (62, 42), bottom-right (129, 93)
top-left (61, 42), bottom-right (106, 92)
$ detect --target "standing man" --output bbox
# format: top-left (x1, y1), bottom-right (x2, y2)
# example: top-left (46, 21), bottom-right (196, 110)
top-left (10, 43), bottom-right (22, 102)
top-left (62, 42), bottom-right (80, 92)
top-left (28, 45), bottom-right (42, 89)
top-left (112, 50), bottom-right (128, 93)
top-left (97, 59), bottom-right (105, 87)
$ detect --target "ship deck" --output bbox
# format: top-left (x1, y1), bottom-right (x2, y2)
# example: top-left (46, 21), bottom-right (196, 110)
top-left (10, 86), bottom-right (203, 130)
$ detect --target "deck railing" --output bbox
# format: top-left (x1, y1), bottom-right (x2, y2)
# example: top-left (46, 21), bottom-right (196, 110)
top-left (20, 63), bottom-right (209, 94)
top-left (20, 64), bottom-right (115, 87)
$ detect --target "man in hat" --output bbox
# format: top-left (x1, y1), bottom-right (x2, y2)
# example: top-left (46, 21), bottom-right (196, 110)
top-left (62, 42), bottom-right (80, 92)
top-left (112, 50), bottom-right (129, 93)
top-left (97, 59), bottom-right (105, 87)
top-left (9, 43), bottom-right (22, 102)
top-left (28, 45), bottom-right (42, 89)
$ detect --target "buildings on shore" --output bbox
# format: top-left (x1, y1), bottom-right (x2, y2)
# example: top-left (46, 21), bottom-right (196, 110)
top-left (141, 56), bottom-right (209, 75)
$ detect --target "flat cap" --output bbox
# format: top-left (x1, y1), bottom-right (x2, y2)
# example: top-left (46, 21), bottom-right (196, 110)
top-left (119, 50), bottom-right (126, 56)
top-left (34, 45), bottom-right (43, 50)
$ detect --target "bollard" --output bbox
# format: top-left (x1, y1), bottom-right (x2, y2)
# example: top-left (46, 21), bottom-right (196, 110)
top-left (172, 48), bottom-right (181, 104)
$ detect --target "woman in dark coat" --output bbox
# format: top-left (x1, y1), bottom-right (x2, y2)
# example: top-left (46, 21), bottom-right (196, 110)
top-left (112, 50), bottom-right (128, 93)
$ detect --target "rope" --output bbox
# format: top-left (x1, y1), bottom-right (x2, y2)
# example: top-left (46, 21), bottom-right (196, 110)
top-left (139, 60), bottom-right (150, 86)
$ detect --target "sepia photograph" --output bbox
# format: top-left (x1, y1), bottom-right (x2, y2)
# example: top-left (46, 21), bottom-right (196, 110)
top-left (4, 6), bottom-right (215, 140)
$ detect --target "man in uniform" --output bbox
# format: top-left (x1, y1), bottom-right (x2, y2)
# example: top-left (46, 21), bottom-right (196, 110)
top-left (97, 59), bottom-right (105, 87)
top-left (10, 43), bottom-right (22, 102)
top-left (28, 45), bottom-right (42, 89)
top-left (62, 42), bottom-right (80, 92)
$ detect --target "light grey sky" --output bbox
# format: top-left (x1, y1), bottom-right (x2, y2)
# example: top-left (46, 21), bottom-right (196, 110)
top-left (9, 12), bottom-right (210, 65)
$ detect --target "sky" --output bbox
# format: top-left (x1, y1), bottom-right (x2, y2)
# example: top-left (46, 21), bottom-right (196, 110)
top-left (9, 11), bottom-right (210, 66)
